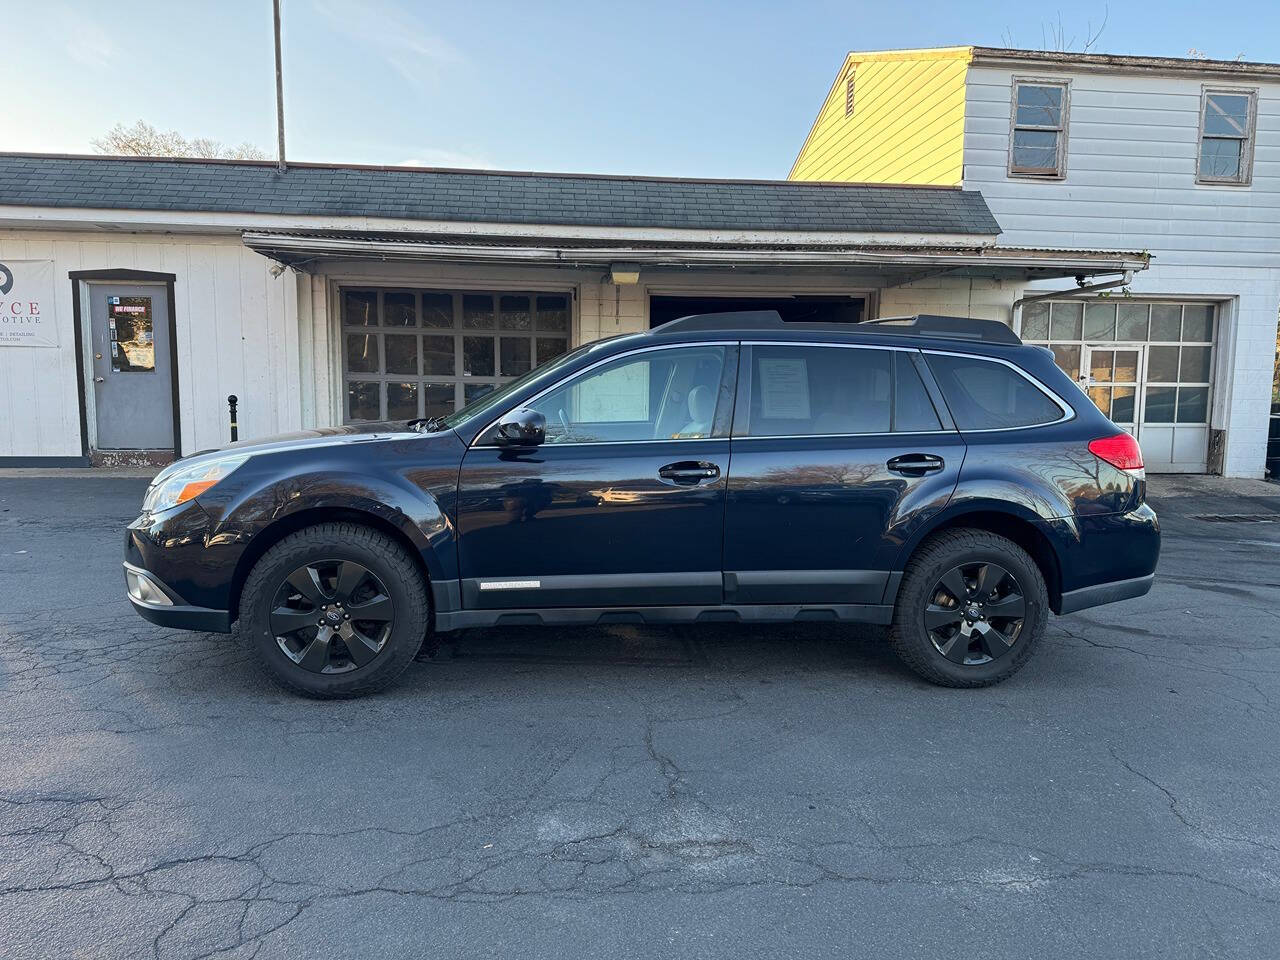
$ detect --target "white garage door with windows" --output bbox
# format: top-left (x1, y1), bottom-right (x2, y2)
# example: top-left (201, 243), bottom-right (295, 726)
top-left (341, 288), bottom-right (571, 423)
top-left (1020, 299), bottom-right (1217, 473)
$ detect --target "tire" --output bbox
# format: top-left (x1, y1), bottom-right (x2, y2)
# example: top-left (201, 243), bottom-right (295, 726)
top-left (888, 528), bottom-right (1048, 688)
top-left (238, 523), bottom-right (429, 699)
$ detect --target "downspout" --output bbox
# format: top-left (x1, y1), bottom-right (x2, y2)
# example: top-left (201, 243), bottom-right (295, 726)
top-left (1010, 271), bottom-right (1133, 337)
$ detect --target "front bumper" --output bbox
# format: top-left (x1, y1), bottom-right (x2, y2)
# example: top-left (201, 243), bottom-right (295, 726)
top-left (124, 561), bottom-right (232, 633)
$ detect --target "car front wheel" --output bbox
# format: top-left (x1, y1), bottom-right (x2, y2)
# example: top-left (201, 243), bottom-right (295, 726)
top-left (889, 529), bottom-right (1048, 688)
top-left (238, 523), bottom-right (429, 698)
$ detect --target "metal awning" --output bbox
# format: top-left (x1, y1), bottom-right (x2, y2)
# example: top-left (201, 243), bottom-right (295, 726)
top-left (242, 229), bottom-right (1150, 283)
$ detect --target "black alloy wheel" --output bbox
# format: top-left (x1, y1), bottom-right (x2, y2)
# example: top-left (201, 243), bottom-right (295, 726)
top-left (888, 528), bottom-right (1048, 688)
top-left (923, 561), bottom-right (1026, 665)
top-left (271, 560), bottom-right (395, 674)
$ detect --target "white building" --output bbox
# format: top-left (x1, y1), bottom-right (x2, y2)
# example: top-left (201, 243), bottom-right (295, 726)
top-left (0, 154), bottom-right (1145, 466)
top-left (792, 47), bottom-right (1280, 476)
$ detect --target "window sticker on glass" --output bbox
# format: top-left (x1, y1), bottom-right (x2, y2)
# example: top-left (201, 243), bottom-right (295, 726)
top-left (757, 358), bottom-right (810, 419)
top-left (108, 296), bottom-right (155, 372)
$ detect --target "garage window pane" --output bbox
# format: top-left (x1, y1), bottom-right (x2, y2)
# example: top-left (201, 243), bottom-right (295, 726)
top-left (536, 337), bottom-right (569, 366)
top-left (1117, 303), bottom-right (1149, 341)
top-left (384, 292), bottom-right (417, 327)
top-left (1112, 387), bottom-right (1136, 423)
top-left (1052, 344), bottom-right (1081, 378)
top-left (387, 382), bottom-right (419, 419)
top-left (384, 334), bottom-right (418, 375)
top-left (1051, 302), bottom-right (1083, 340)
top-left (499, 295), bottom-right (532, 331)
top-left (1088, 385), bottom-right (1111, 413)
top-left (1177, 387), bottom-right (1209, 423)
top-left (423, 335), bottom-right (454, 375)
top-left (1150, 305), bottom-right (1181, 341)
top-left (1147, 346), bottom-right (1180, 383)
top-left (344, 291), bottom-right (377, 326)
top-left (423, 383), bottom-right (454, 419)
top-left (465, 382), bottom-right (497, 404)
top-left (346, 334), bottom-right (378, 372)
top-left (1083, 303), bottom-right (1115, 340)
top-left (500, 337), bottom-right (531, 377)
top-left (463, 294), bottom-right (495, 329)
top-left (1182, 306), bottom-right (1213, 342)
top-left (463, 337), bottom-right (495, 377)
top-left (1180, 345), bottom-right (1212, 383)
top-left (1021, 302), bottom-right (1049, 340)
top-left (422, 293), bottom-right (453, 328)
top-left (1145, 386), bottom-right (1176, 423)
top-left (537, 295), bottom-right (570, 332)
top-left (347, 381), bottom-right (380, 421)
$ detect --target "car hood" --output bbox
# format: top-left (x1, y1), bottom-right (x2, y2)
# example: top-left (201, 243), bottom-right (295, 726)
top-left (178, 421), bottom-right (442, 464)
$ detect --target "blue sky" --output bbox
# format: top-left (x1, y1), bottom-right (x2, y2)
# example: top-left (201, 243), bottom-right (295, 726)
top-left (10, 0), bottom-right (1280, 178)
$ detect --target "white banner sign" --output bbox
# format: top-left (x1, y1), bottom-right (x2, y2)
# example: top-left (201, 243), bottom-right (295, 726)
top-left (0, 259), bottom-right (59, 348)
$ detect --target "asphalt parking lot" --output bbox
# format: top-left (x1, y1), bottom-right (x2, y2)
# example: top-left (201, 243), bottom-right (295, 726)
top-left (2, 474), bottom-right (1278, 959)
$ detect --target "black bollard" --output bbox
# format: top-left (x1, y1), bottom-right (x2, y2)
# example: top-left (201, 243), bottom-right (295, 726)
top-left (228, 395), bottom-right (239, 442)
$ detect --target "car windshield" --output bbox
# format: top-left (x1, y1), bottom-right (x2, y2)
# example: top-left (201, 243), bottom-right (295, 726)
top-left (436, 340), bottom-right (600, 432)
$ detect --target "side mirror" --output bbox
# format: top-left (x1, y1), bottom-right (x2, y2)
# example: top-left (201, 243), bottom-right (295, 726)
top-left (493, 407), bottom-right (546, 447)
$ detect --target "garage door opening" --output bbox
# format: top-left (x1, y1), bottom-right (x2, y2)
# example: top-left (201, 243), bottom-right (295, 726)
top-left (650, 295), bottom-right (867, 328)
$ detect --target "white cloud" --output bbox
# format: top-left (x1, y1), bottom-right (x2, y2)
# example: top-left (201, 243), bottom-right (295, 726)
top-left (396, 148), bottom-right (494, 170)
top-left (55, 7), bottom-right (118, 69)
top-left (310, 0), bottom-right (463, 88)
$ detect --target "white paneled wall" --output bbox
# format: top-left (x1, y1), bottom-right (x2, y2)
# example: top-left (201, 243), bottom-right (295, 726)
top-left (964, 64), bottom-right (1280, 476)
top-left (0, 231), bottom-right (299, 458)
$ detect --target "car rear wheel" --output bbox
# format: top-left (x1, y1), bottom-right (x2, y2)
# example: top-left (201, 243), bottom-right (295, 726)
top-left (238, 523), bottom-right (429, 698)
top-left (889, 529), bottom-right (1048, 688)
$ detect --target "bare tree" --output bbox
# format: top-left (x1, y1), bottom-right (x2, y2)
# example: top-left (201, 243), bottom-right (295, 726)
top-left (1001, 6), bottom-right (1109, 53)
top-left (92, 121), bottom-right (266, 161)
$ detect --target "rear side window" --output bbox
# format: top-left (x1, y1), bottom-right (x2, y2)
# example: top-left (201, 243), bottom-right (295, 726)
top-left (739, 345), bottom-right (942, 437)
top-left (926, 353), bottom-right (1064, 430)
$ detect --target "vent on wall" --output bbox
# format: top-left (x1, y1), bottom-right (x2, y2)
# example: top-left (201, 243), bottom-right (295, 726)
top-left (845, 73), bottom-right (856, 117)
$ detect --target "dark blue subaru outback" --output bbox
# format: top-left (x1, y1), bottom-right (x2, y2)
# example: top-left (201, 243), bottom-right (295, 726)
top-left (125, 312), bottom-right (1159, 697)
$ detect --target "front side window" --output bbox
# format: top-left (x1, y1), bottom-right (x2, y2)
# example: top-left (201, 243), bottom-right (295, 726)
top-left (1198, 87), bottom-right (1257, 185)
top-left (738, 345), bottom-right (942, 437)
top-left (926, 353), bottom-right (1064, 430)
top-left (523, 345), bottom-right (728, 444)
top-left (1009, 79), bottom-right (1069, 178)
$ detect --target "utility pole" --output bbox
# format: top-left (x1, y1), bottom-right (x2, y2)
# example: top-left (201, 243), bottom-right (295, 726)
top-left (274, 0), bottom-right (287, 173)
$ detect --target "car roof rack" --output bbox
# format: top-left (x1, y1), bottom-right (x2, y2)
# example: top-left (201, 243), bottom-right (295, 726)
top-left (653, 311), bottom-right (1022, 344)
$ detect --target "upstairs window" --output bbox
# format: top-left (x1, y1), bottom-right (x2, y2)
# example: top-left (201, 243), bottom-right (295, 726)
top-left (1009, 79), bottom-right (1069, 178)
top-left (1197, 87), bottom-right (1257, 185)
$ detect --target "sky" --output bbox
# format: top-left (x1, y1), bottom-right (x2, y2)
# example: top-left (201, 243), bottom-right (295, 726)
top-left (9, 0), bottom-right (1280, 179)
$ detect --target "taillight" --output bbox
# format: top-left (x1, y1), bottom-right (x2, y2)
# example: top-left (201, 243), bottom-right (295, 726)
top-left (1088, 432), bottom-right (1144, 473)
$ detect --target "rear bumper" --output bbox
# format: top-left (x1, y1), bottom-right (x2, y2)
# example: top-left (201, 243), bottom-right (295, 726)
top-left (1058, 572), bottom-right (1155, 615)
top-left (124, 561), bottom-right (232, 633)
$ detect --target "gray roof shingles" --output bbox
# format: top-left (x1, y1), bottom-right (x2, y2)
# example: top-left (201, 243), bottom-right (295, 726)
top-left (0, 154), bottom-right (1001, 236)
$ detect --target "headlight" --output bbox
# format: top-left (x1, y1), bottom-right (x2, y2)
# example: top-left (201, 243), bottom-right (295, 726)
top-left (143, 454), bottom-right (249, 514)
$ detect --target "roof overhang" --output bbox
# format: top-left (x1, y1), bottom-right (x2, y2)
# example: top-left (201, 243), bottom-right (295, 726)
top-left (241, 230), bottom-right (1150, 283)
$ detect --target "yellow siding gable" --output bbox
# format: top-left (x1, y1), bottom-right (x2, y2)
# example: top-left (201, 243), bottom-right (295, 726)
top-left (789, 47), bottom-right (972, 186)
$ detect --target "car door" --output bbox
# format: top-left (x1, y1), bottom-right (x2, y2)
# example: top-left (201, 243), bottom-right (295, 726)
top-left (455, 342), bottom-right (738, 610)
top-left (723, 342), bottom-right (964, 605)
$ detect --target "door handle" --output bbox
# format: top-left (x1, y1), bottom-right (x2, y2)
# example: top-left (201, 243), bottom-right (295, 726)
top-left (658, 461), bottom-right (720, 485)
top-left (94, 376), bottom-right (105, 383)
top-left (887, 454), bottom-right (944, 476)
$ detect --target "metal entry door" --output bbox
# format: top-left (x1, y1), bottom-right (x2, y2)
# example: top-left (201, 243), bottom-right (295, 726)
top-left (88, 283), bottom-right (174, 450)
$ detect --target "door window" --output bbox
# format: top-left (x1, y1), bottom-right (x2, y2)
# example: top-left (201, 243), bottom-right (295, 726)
top-left (738, 345), bottom-right (942, 437)
top-left (926, 354), bottom-right (1064, 430)
top-left (525, 346), bottom-right (728, 444)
